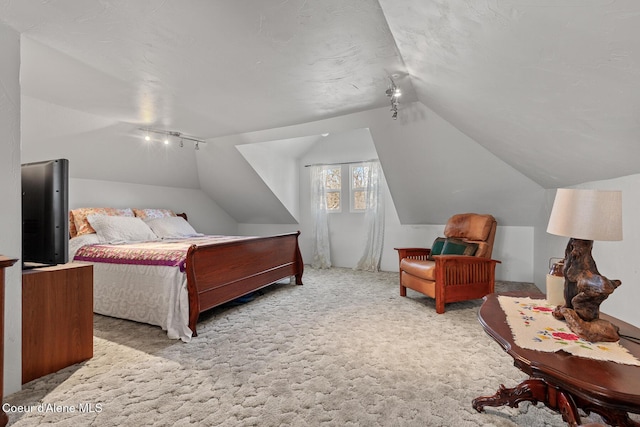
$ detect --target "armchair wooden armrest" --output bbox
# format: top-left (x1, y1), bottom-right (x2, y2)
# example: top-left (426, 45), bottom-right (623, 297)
top-left (394, 247), bottom-right (432, 262)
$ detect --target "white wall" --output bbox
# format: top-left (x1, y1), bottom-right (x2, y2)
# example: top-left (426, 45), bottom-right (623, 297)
top-left (0, 21), bottom-right (22, 396)
top-left (70, 178), bottom-right (238, 236)
top-left (236, 139), bottom-right (305, 222)
top-left (535, 175), bottom-right (640, 327)
top-left (239, 126), bottom-right (534, 282)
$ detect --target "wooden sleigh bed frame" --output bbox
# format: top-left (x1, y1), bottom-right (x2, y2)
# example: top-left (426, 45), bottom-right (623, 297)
top-left (183, 230), bottom-right (304, 336)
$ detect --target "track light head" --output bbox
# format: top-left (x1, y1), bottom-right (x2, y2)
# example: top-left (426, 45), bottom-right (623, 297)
top-left (386, 77), bottom-right (401, 120)
top-left (139, 128), bottom-right (205, 150)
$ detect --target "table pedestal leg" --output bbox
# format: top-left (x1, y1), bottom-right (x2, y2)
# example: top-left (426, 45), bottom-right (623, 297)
top-left (472, 378), bottom-right (582, 426)
top-left (578, 401), bottom-right (640, 427)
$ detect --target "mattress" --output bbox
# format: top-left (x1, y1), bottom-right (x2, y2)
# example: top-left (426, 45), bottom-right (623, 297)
top-left (70, 235), bottom-right (252, 342)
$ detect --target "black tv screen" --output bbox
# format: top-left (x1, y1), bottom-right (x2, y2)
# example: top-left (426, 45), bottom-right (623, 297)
top-left (21, 158), bottom-right (69, 268)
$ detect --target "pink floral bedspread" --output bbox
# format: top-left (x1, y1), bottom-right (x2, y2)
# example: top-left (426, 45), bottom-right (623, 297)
top-left (74, 236), bottom-right (251, 272)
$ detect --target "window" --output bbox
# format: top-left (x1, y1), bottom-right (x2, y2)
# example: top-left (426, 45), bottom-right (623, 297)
top-left (350, 163), bottom-right (370, 212)
top-left (323, 166), bottom-right (341, 212)
top-left (314, 163), bottom-right (372, 213)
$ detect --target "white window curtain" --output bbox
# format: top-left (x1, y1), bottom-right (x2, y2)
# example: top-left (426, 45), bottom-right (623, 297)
top-left (355, 161), bottom-right (385, 272)
top-left (310, 165), bottom-right (332, 269)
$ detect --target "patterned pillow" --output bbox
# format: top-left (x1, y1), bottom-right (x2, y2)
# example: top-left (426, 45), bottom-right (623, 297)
top-left (71, 207), bottom-right (135, 236)
top-left (69, 211), bottom-right (78, 238)
top-left (441, 238), bottom-right (478, 256)
top-left (133, 208), bottom-right (176, 220)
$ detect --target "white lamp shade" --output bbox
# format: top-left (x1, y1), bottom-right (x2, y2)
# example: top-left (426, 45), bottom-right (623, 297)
top-left (547, 189), bottom-right (622, 241)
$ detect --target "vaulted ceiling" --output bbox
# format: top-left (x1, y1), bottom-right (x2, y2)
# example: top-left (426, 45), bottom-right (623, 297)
top-left (3, 0), bottom-right (639, 224)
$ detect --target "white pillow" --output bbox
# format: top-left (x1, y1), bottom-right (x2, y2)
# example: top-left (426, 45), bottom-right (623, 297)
top-left (144, 216), bottom-right (203, 238)
top-left (87, 214), bottom-right (159, 244)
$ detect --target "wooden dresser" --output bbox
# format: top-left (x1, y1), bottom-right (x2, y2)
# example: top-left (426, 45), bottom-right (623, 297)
top-left (22, 263), bottom-right (93, 384)
top-left (0, 255), bottom-right (18, 427)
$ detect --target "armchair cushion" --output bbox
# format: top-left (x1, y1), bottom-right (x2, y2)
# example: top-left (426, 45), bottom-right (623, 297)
top-left (444, 213), bottom-right (494, 241)
top-left (472, 241), bottom-right (492, 258)
top-left (444, 213), bottom-right (496, 258)
top-left (400, 259), bottom-right (436, 281)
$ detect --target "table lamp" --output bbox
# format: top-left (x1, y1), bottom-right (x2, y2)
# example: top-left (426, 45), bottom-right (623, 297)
top-left (546, 188), bottom-right (623, 342)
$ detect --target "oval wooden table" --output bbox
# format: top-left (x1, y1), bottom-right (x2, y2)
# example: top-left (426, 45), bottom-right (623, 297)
top-left (472, 292), bottom-right (640, 427)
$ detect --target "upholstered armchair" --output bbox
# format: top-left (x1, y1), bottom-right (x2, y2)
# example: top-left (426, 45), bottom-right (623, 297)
top-left (395, 213), bottom-right (500, 313)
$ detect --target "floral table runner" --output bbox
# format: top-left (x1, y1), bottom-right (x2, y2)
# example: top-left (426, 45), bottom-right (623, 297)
top-left (498, 296), bottom-right (640, 366)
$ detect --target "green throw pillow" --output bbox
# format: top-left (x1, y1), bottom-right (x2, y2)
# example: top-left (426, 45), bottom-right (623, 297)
top-left (441, 238), bottom-right (478, 256)
top-left (431, 237), bottom-right (446, 256)
top-left (428, 237), bottom-right (446, 260)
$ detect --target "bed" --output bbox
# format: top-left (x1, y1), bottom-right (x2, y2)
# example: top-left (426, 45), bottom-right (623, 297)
top-left (68, 208), bottom-right (303, 342)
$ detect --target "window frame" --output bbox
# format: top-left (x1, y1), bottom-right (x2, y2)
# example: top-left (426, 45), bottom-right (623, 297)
top-left (349, 163), bottom-right (369, 213)
top-left (323, 165), bottom-right (342, 213)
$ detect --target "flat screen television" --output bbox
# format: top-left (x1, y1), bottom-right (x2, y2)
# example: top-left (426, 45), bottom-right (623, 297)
top-left (21, 158), bottom-right (69, 268)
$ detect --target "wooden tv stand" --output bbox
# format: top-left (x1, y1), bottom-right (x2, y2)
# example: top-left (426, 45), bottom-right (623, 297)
top-left (22, 263), bottom-right (94, 384)
top-left (473, 292), bottom-right (640, 426)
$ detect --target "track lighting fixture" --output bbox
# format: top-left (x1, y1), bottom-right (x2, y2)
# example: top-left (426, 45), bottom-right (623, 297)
top-left (139, 128), bottom-right (205, 150)
top-left (385, 77), bottom-right (401, 120)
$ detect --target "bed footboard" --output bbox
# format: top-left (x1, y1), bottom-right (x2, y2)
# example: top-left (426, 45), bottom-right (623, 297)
top-left (184, 231), bottom-right (303, 336)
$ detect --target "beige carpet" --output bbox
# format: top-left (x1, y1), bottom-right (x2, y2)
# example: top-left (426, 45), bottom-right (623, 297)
top-left (6, 268), bottom-right (603, 426)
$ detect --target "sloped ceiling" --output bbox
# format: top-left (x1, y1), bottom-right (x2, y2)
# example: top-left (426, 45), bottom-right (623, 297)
top-left (381, 0), bottom-right (640, 188)
top-left (3, 0), bottom-right (640, 224)
top-left (3, 0), bottom-right (413, 137)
